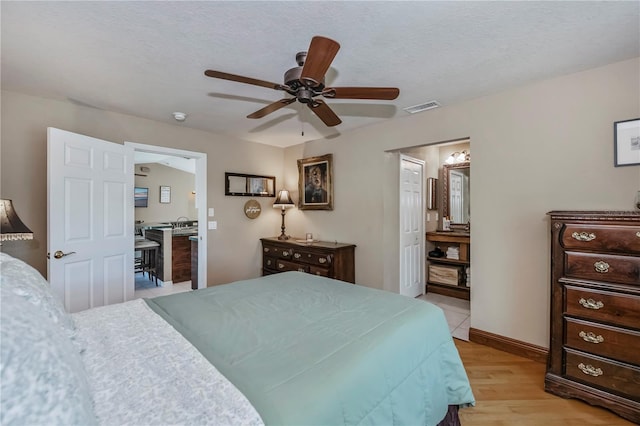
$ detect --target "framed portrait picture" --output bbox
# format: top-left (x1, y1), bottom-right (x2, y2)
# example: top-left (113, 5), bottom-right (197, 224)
top-left (614, 118), bottom-right (640, 167)
top-left (297, 153), bottom-right (333, 210)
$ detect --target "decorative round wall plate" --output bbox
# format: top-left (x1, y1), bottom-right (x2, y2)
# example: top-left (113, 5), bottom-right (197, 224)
top-left (244, 199), bottom-right (261, 219)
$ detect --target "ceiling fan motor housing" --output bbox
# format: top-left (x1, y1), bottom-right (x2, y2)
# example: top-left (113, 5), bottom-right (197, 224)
top-left (297, 89), bottom-right (314, 103)
top-left (284, 51), bottom-right (325, 91)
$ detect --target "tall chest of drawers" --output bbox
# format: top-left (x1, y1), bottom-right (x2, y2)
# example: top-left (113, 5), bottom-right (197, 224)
top-left (545, 211), bottom-right (640, 423)
top-left (260, 237), bottom-right (356, 283)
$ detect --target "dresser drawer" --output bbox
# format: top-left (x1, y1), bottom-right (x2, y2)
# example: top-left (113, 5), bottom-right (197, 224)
top-left (274, 259), bottom-right (309, 273)
top-left (565, 286), bottom-right (640, 329)
top-left (262, 244), bottom-right (293, 259)
top-left (565, 252), bottom-right (640, 286)
top-left (564, 348), bottom-right (640, 400)
top-left (565, 317), bottom-right (640, 365)
top-left (292, 249), bottom-right (332, 266)
top-left (263, 256), bottom-right (277, 271)
top-left (561, 223), bottom-right (640, 255)
top-left (308, 265), bottom-right (330, 277)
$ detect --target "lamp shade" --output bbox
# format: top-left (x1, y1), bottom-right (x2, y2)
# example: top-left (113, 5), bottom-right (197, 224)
top-left (273, 189), bottom-right (294, 208)
top-left (0, 199), bottom-right (33, 241)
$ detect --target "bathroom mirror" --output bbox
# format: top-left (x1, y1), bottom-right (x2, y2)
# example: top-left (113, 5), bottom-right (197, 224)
top-left (442, 162), bottom-right (470, 224)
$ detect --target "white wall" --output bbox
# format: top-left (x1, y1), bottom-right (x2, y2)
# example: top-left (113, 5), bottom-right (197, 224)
top-left (283, 58), bottom-right (640, 348)
top-left (134, 162), bottom-right (196, 223)
top-left (0, 91), bottom-right (285, 286)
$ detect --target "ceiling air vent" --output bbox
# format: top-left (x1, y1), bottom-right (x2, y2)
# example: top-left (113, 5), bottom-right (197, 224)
top-left (403, 101), bottom-right (440, 114)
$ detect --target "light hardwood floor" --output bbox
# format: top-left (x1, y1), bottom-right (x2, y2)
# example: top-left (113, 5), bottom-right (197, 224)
top-left (455, 340), bottom-right (635, 425)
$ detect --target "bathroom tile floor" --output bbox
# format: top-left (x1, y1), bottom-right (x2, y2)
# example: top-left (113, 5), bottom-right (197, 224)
top-left (418, 292), bottom-right (470, 341)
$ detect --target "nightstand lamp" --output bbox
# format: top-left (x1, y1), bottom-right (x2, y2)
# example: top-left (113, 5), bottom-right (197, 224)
top-left (273, 189), bottom-right (294, 240)
top-left (0, 199), bottom-right (33, 242)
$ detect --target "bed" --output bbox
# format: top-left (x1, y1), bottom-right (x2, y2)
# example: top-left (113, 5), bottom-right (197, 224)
top-left (0, 252), bottom-right (474, 425)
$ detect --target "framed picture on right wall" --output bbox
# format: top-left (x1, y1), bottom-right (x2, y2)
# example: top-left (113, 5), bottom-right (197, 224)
top-left (614, 118), bottom-right (640, 166)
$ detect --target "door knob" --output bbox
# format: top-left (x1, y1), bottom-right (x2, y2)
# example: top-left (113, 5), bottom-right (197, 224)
top-left (51, 250), bottom-right (76, 259)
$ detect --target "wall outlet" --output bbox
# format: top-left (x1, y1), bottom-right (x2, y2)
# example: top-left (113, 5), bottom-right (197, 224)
top-left (208, 221), bottom-right (217, 230)
top-left (427, 213), bottom-right (431, 221)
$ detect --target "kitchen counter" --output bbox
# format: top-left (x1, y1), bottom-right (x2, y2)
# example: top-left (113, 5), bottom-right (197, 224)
top-left (172, 227), bottom-right (198, 236)
top-left (140, 222), bottom-right (198, 236)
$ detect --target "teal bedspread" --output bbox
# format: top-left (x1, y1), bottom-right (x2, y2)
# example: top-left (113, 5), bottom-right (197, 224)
top-left (146, 272), bottom-right (474, 426)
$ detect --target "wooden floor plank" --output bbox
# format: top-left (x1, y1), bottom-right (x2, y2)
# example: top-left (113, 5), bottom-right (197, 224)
top-left (455, 339), bottom-right (635, 425)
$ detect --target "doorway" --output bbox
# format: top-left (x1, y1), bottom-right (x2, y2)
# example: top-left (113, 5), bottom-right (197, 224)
top-left (385, 138), bottom-right (471, 340)
top-left (125, 142), bottom-right (207, 291)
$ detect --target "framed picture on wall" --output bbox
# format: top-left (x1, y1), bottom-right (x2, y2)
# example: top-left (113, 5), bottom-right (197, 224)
top-left (160, 185), bottom-right (171, 203)
top-left (297, 153), bottom-right (333, 210)
top-left (614, 118), bottom-right (640, 167)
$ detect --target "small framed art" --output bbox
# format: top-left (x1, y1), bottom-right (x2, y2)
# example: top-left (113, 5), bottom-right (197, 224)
top-left (160, 185), bottom-right (171, 203)
top-left (614, 118), bottom-right (640, 167)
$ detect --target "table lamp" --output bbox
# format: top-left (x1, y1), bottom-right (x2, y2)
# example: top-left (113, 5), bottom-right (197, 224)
top-left (0, 199), bottom-right (34, 241)
top-left (273, 189), bottom-right (294, 240)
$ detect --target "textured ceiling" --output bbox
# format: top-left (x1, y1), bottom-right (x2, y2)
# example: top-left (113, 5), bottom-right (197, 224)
top-left (2, 1), bottom-right (638, 148)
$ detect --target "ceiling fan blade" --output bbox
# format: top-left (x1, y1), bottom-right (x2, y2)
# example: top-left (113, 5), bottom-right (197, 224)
top-left (247, 98), bottom-right (296, 119)
top-left (300, 36), bottom-right (340, 87)
top-left (204, 70), bottom-right (286, 91)
top-left (308, 100), bottom-right (342, 127)
top-left (324, 87), bottom-right (400, 100)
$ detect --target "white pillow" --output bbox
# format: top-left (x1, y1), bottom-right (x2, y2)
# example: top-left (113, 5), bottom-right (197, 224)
top-left (0, 252), bottom-right (75, 333)
top-left (0, 285), bottom-right (97, 425)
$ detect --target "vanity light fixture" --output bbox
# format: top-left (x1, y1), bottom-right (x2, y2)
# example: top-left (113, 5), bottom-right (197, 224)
top-left (446, 150), bottom-right (470, 164)
top-left (273, 189), bottom-right (295, 240)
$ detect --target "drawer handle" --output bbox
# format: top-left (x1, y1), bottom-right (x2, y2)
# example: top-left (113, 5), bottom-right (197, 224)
top-left (319, 257), bottom-right (327, 264)
top-left (579, 331), bottom-right (604, 344)
top-left (579, 298), bottom-right (604, 310)
top-left (294, 253), bottom-right (301, 259)
top-left (278, 263), bottom-right (285, 269)
top-left (593, 261), bottom-right (609, 273)
top-left (266, 259), bottom-right (272, 266)
top-left (263, 248), bottom-right (270, 253)
top-left (637, 231), bottom-right (640, 238)
top-left (577, 363), bottom-right (603, 377)
top-left (298, 268), bottom-right (305, 272)
top-left (571, 232), bottom-right (596, 242)
top-left (282, 250), bottom-right (290, 256)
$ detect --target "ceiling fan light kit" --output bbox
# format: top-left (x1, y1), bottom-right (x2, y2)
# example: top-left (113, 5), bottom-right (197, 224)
top-left (204, 36), bottom-right (400, 127)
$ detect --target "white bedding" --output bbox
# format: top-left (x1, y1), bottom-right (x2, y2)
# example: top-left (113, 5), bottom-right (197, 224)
top-left (72, 298), bottom-right (264, 426)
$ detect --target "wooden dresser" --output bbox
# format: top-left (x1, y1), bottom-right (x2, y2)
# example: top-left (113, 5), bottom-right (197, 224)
top-left (545, 211), bottom-right (640, 423)
top-left (260, 237), bottom-right (356, 283)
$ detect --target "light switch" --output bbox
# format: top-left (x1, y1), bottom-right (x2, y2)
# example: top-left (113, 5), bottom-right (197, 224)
top-left (427, 213), bottom-right (431, 221)
top-left (208, 221), bottom-right (217, 230)
top-left (208, 208), bottom-right (214, 217)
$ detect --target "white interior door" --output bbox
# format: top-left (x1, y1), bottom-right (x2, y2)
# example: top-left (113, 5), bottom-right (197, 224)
top-left (399, 155), bottom-right (425, 298)
top-left (48, 128), bottom-right (134, 313)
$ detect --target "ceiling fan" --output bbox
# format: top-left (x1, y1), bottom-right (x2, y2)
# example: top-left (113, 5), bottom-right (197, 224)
top-left (204, 36), bottom-right (400, 127)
